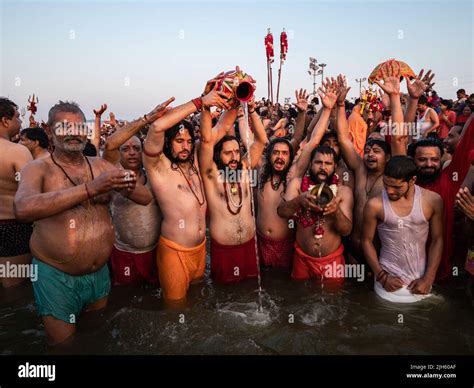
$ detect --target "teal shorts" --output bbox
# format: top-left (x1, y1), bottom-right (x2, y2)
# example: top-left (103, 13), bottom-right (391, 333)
top-left (32, 258), bottom-right (111, 324)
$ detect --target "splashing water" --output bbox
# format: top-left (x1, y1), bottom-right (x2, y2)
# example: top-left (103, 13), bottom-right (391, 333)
top-left (242, 101), bottom-right (263, 313)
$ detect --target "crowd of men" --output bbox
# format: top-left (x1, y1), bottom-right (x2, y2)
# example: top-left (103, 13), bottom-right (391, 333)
top-left (0, 63), bottom-right (473, 345)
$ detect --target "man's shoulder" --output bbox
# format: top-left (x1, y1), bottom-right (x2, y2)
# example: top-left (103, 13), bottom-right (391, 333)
top-left (0, 141), bottom-right (30, 156)
top-left (337, 184), bottom-right (353, 198)
top-left (418, 185), bottom-right (443, 204)
top-left (366, 194), bottom-right (383, 211)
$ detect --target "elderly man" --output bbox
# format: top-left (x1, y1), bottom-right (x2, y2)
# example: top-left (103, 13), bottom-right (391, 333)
top-left (14, 101), bottom-right (151, 345)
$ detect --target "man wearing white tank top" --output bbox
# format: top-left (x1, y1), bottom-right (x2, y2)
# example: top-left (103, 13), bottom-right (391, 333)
top-left (362, 156), bottom-right (444, 303)
top-left (416, 95), bottom-right (439, 138)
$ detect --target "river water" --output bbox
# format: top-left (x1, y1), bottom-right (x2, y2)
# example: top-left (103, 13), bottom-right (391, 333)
top-left (1, 258), bottom-right (473, 355)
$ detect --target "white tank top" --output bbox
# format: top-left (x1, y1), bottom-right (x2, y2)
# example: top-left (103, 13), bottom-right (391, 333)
top-left (416, 108), bottom-right (433, 137)
top-left (377, 185), bottom-right (429, 285)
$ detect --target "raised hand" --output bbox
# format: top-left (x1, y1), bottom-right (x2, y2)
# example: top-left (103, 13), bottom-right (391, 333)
top-left (317, 77), bottom-right (338, 110)
top-left (146, 97), bottom-right (175, 123)
top-left (335, 74), bottom-right (351, 105)
top-left (406, 69), bottom-right (435, 99)
top-left (377, 89), bottom-right (390, 110)
top-left (373, 62), bottom-right (401, 96)
top-left (109, 112), bottom-right (117, 127)
top-left (295, 88), bottom-right (309, 112)
top-left (93, 104), bottom-right (107, 117)
top-left (202, 83), bottom-right (232, 110)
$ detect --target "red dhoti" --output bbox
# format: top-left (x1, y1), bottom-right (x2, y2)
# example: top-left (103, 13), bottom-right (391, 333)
top-left (257, 230), bottom-right (294, 269)
top-left (211, 237), bottom-right (258, 284)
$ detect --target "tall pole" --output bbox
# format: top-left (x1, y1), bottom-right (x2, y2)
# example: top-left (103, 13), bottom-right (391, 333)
top-left (355, 77), bottom-right (367, 96)
top-left (308, 57), bottom-right (319, 98)
top-left (319, 63), bottom-right (326, 84)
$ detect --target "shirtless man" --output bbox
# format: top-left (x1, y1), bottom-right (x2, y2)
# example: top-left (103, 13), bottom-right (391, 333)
top-left (19, 127), bottom-right (50, 160)
top-left (200, 98), bottom-right (267, 284)
top-left (362, 156), bottom-right (443, 303)
top-left (278, 81), bottom-right (353, 282)
top-left (143, 85), bottom-right (231, 301)
top-left (103, 101), bottom-right (173, 285)
top-left (0, 98), bottom-right (33, 287)
top-left (256, 89), bottom-right (308, 269)
top-left (335, 74), bottom-right (392, 265)
top-left (14, 101), bottom-right (149, 345)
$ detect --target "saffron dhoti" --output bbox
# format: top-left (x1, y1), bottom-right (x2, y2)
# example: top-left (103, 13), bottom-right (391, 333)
top-left (157, 236), bottom-right (206, 300)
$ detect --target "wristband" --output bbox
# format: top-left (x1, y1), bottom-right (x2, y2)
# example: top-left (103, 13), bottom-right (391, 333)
top-left (192, 97), bottom-right (203, 112)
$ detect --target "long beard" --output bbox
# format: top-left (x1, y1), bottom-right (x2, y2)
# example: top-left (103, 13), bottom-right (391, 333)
top-left (271, 161), bottom-right (290, 178)
top-left (416, 167), bottom-right (441, 185)
top-left (309, 169), bottom-right (334, 184)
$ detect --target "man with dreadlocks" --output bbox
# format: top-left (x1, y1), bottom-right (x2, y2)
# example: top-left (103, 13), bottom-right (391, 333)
top-left (256, 89), bottom-right (308, 269)
top-left (143, 83), bottom-right (232, 303)
top-left (256, 137), bottom-right (295, 268)
top-left (278, 80), bottom-right (353, 282)
top-left (200, 98), bottom-right (268, 284)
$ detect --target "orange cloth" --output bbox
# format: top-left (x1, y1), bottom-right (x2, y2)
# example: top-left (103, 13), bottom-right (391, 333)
top-left (292, 242), bottom-right (345, 282)
top-left (348, 107), bottom-right (368, 156)
top-left (157, 236), bottom-right (206, 301)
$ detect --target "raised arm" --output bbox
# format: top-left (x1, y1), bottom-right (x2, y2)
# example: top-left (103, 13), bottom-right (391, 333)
top-left (198, 89), bottom-right (233, 177)
top-left (290, 89), bottom-right (309, 151)
top-left (292, 79), bottom-right (338, 179)
top-left (103, 98), bottom-right (174, 164)
top-left (198, 108), bottom-right (218, 178)
top-left (247, 99), bottom-right (268, 168)
top-left (374, 62), bottom-right (405, 155)
top-left (334, 75), bottom-right (363, 172)
top-left (305, 106), bottom-right (324, 141)
top-left (143, 84), bottom-right (230, 167)
top-left (92, 104), bottom-right (107, 152)
top-left (403, 69), bottom-right (435, 125)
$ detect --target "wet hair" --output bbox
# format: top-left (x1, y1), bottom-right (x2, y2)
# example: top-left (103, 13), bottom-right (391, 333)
top-left (259, 137), bottom-right (295, 192)
top-left (310, 145), bottom-right (337, 162)
top-left (384, 155), bottom-right (417, 182)
top-left (20, 127), bottom-right (49, 149)
top-left (0, 97), bottom-right (18, 121)
top-left (418, 95), bottom-right (428, 105)
top-left (408, 138), bottom-right (444, 158)
top-left (213, 135), bottom-right (240, 165)
top-left (47, 100), bottom-right (86, 127)
top-left (163, 120), bottom-right (195, 163)
top-left (364, 138), bottom-right (391, 155)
